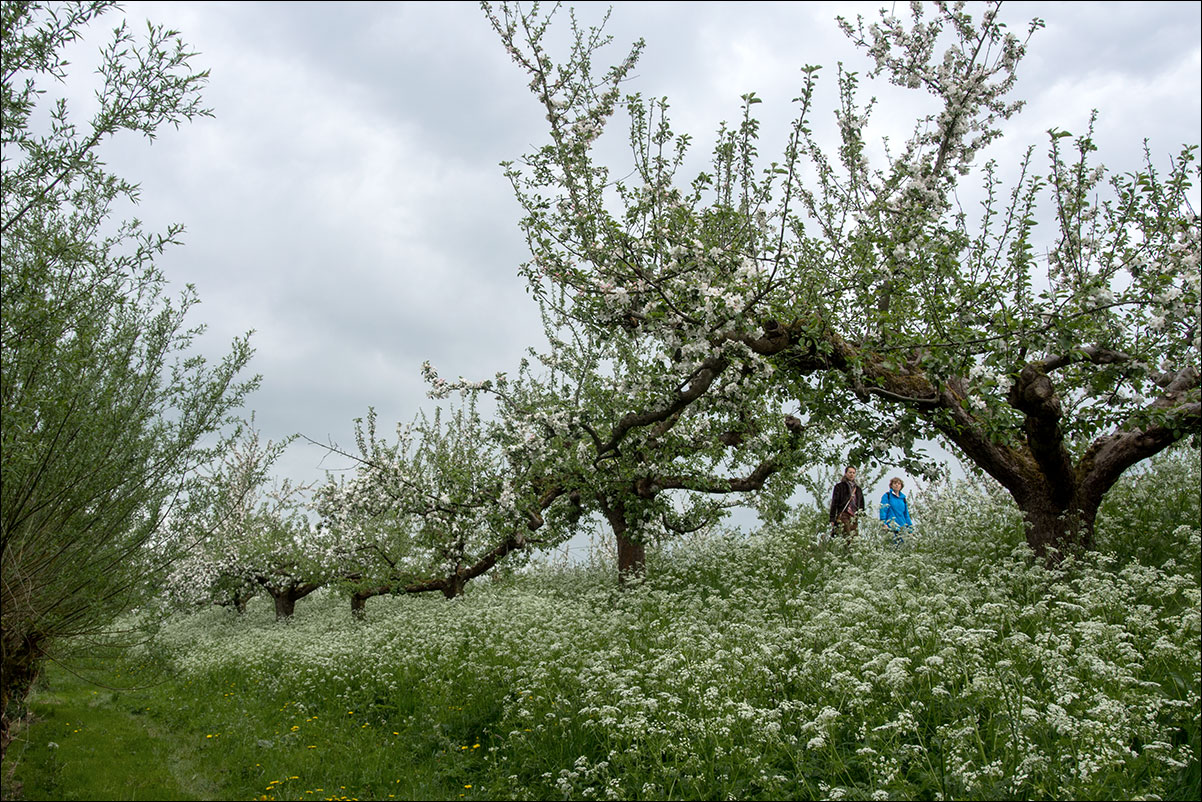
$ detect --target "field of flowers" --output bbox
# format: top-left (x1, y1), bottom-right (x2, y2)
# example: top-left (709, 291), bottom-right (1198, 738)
top-left (105, 450), bottom-right (1198, 802)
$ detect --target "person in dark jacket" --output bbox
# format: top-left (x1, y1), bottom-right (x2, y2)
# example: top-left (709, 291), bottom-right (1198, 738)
top-left (829, 466), bottom-right (866, 538)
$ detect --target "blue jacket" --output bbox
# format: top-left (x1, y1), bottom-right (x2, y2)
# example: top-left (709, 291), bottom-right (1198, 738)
top-left (879, 490), bottom-right (912, 529)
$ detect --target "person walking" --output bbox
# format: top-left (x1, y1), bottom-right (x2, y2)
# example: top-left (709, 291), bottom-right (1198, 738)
top-left (879, 476), bottom-right (913, 544)
top-left (829, 466), bottom-right (866, 539)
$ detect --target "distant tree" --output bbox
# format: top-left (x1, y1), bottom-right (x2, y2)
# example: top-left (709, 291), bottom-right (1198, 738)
top-left (315, 401), bottom-right (539, 610)
top-left (423, 307), bottom-right (811, 582)
top-left (483, 1), bottom-right (1200, 561)
top-left (164, 422), bottom-right (322, 621)
top-left (1, 1), bottom-right (255, 751)
top-left (162, 427), bottom-right (270, 616)
top-left (242, 508), bottom-right (327, 621)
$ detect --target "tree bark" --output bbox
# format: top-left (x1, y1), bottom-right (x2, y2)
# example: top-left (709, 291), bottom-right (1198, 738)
top-left (601, 498), bottom-right (645, 582)
top-left (0, 632), bottom-right (42, 762)
top-left (380, 531), bottom-right (531, 601)
top-left (350, 585), bottom-right (392, 619)
top-left (617, 533), bottom-right (646, 581)
top-left (441, 571), bottom-right (466, 599)
top-left (1011, 485), bottom-right (1095, 558)
top-left (260, 581), bottom-right (322, 621)
top-left (273, 592), bottom-right (296, 620)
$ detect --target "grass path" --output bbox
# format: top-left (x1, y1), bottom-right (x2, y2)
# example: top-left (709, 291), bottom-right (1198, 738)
top-left (2, 661), bottom-right (216, 801)
top-left (4, 654), bottom-right (487, 802)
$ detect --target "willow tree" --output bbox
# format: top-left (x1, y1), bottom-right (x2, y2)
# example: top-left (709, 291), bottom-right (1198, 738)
top-left (1, 1), bottom-right (254, 750)
top-left (484, 1), bottom-right (1200, 560)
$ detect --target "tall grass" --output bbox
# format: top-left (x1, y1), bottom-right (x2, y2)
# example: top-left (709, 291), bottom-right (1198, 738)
top-left (7, 449), bottom-right (1200, 801)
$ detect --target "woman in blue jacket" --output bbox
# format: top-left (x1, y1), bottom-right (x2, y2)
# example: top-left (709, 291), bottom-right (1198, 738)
top-left (880, 477), bottom-right (913, 543)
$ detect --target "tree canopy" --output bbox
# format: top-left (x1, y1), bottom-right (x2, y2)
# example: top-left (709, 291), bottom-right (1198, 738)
top-left (473, 0), bottom-right (1199, 560)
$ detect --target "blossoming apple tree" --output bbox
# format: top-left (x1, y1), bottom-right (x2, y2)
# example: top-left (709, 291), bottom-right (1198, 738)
top-left (167, 423), bottom-right (329, 619)
top-left (482, 0), bottom-right (1200, 559)
top-left (313, 400), bottom-right (543, 607)
top-left (423, 301), bottom-right (812, 579)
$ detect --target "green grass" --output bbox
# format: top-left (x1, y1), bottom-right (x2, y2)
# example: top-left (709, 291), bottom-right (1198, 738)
top-left (4, 653), bottom-right (492, 801)
top-left (3, 450), bottom-right (1199, 801)
top-left (2, 659), bottom-right (213, 801)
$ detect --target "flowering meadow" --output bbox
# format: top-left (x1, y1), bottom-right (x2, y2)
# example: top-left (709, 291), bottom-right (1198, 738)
top-left (106, 450), bottom-right (1199, 802)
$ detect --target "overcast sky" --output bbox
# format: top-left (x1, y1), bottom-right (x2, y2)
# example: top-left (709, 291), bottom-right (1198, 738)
top-left (65, 1), bottom-right (1201, 522)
